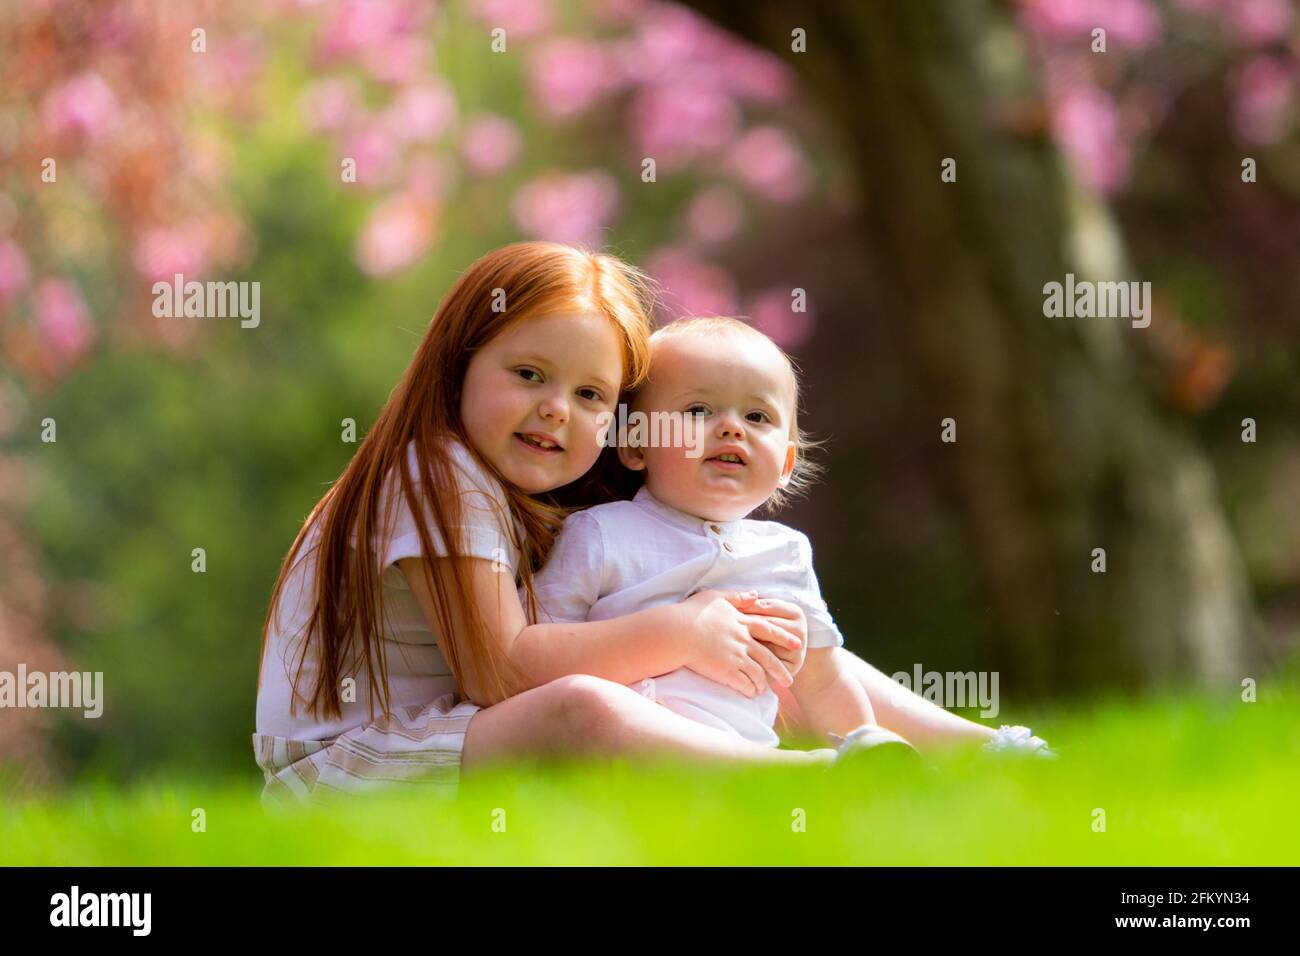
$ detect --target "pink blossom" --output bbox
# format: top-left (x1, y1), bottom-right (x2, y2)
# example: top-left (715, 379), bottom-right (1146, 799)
top-left (1040, 50), bottom-right (1095, 100)
top-left (528, 38), bottom-right (620, 119)
top-left (461, 115), bottom-right (522, 175)
top-left (684, 185), bottom-right (745, 245)
top-left (1230, 0), bottom-right (1294, 45)
top-left (88, 5), bottom-right (141, 49)
top-left (593, 0), bottom-right (649, 27)
top-left (748, 286), bottom-right (813, 350)
top-left (713, 42), bottom-right (791, 105)
top-left (0, 240), bottom-right (31, 309)
top-left (626, 3), bottom-right (713, 81)
top-left (356, 194), bottom-right (436, 276)
top-left (622, 8), bottom-right (789, 101)
top-left (383, 82), bottom-right (457, 143)
top-left (646, 248), bottom-right (738, 319)
top-left (317, 0), bottom-right (426, 61)
top-left (299, 77), bottom-right (362, 134)
top-left (1020, 0), bottom-right (1102, 37)
top-left (342, 122), bottom-right (402, 187)
top-left (362, 33), bottom-right (431, 86)
top-left (35, 278), bottom-right (94, 364)
top-left (1050, 85), bottom-right (1130, 193)
top-left (132, 224), bottom-right (211, 281)
top-left (43, 71), bottom-right (119, 140)
top-left (202, 33), bottom-right (264, 92)
top-left (622, 4), bottom-right (788, 105)
top-left (724, 126), bottom-right (810, 203)
top-left (404, 154), bottom-right (454, 204)
top-left (511, 170), bottom-right (620, 246)
top-left (1234, 56), bottom-right (1297, 144)
top-left (1020, 0), bottom-right (1162, 48)
top-left (1106, 0), bottom-right (1164, 46)
top-left (628, 84), bottom-right (739, 171)
top-left (468, 0), bottom-right (553, 39)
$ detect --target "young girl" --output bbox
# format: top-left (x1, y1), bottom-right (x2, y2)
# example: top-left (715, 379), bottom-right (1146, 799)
top-left (254, 241), bottom-right (841, 802)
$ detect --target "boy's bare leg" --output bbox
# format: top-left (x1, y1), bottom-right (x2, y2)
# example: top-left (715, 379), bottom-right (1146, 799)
top-left (775, 649), bottom-right (996, 754)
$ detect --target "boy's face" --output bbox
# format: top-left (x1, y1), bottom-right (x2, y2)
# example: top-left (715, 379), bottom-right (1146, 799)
top-left (620, 328), bottom-right (797, 522)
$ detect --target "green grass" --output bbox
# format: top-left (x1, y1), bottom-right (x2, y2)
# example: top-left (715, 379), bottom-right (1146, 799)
top-left (4, 685), bottom-right (1297, 865)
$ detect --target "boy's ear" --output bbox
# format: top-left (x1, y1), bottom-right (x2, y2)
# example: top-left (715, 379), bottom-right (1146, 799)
top-left (776, 441), bottom-right (796, 487)
top-left (617, 438), bottom-right (647, 472)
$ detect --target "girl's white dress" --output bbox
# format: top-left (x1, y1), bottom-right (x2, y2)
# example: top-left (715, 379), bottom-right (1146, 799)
top-left (253, 439), bottom-right (519, 803)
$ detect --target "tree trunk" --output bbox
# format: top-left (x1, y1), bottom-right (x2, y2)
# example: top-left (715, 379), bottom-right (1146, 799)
top-left (688, 0), bottom-right (1261, 694)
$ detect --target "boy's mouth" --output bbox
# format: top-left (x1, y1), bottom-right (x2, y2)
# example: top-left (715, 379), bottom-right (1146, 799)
top-left (705, 446), bottom-right (747, 470)
top-left (515, 432), bottom-right (564, 454)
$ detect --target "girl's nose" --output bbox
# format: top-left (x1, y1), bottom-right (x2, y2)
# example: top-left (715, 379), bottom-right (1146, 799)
top-left (539, 393), bottom-right (569, 424)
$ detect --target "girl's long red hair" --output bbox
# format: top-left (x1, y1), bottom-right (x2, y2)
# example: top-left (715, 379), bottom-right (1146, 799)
top-left (258, 242), bottom-right (655, 721)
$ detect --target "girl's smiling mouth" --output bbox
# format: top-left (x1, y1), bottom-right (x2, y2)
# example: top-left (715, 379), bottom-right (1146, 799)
top-left (515, 432), bottom-right (564, 454)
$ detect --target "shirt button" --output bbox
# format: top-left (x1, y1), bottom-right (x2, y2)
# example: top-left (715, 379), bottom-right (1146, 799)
top-left (709, 524), bottom-right (721, 533)
top-left (723, 542), bottom-right (734, 552)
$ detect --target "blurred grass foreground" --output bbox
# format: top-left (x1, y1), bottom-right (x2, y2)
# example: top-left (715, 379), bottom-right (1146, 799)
top-left (4, 684), bottom-right (1298, 865)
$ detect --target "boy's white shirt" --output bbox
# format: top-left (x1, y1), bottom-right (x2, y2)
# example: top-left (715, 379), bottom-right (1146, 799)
top-left (529, 485), bottom-right (844, 746)
top-left (257, 439), bottom-right (520, 741)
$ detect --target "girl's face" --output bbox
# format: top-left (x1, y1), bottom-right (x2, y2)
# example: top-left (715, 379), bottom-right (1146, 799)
top-left (460, 311), bottom-right (624, 494)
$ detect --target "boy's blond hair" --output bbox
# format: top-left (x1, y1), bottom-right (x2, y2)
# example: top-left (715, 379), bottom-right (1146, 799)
top-left (648, 316), bottom-right (825, 513)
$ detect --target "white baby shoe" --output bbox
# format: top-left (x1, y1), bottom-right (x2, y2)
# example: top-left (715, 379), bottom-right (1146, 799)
top-left (982, 724), bottom-right (1057, 759)
top-left (830, 724), bottom-right (922, 762)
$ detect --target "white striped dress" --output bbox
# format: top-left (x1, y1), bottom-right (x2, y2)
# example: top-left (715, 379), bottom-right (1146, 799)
top-left (253, 439), bottom-right (519, 803)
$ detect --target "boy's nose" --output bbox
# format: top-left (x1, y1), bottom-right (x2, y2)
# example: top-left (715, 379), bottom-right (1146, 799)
top-left (716, 415), bottom-right (745, 440)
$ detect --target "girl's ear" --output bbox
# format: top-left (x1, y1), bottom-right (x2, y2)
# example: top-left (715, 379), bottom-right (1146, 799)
top-left (776, 441), bottom-right (797, 487)
top-left (617, 439), bottom-right (647, 472)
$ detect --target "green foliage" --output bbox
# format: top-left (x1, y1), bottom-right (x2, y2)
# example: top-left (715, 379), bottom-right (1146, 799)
top-left (22, 139), bottom-right (494, 776)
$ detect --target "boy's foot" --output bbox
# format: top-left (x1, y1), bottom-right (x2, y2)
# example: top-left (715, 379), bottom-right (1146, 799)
top-left (828, 724), bottom-right (928, 770)
top-left (982, 725), bottom-right (1057, 759)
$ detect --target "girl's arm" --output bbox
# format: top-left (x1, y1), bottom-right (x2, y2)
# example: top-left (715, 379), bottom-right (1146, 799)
top-left (398, 556), bottom-right (801, 707)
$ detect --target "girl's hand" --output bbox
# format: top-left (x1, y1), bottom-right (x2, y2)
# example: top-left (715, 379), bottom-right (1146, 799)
top-left (730, 595), bottom-right (809, 677)
top-left (677, 589), bottom-right (798, 698)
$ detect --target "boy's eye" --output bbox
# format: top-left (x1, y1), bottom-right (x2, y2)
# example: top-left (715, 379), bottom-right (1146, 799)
top-left (515, 368), bottom-right (543, 383)
top-left (746, 411), bottom-right (771, 424)
top-left (577, 387), bottom-right (604, 403)
top-left (685, 404), bottom-right (710, 416)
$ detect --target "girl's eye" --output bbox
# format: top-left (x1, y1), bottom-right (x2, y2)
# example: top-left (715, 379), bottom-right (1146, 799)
top-left (577, 387), bottom-right (604, 403)
top-left (685, 404), bottom-right (710, 417)
top-left (515, 368), bottom-right (542, 383)
top-left (746, 411), bottom-right (771, 424)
